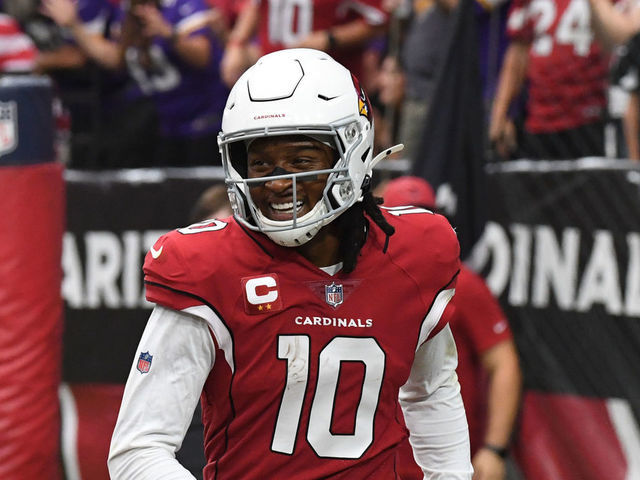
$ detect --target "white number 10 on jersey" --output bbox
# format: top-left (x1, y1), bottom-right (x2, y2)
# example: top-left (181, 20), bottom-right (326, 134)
top-left (271, 335), bottom-right (385, 458)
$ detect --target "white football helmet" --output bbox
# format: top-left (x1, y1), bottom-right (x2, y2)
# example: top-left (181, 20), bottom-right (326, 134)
top-left (219, 48), bottom-right (395, 247)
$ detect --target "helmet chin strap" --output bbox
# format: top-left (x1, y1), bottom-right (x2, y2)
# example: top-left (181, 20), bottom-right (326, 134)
top-left (254, 200), bottom-right (330, 247)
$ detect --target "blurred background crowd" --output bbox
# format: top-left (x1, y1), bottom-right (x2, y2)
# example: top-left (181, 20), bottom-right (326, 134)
top-left (3, 0), bottom-right (640, 171)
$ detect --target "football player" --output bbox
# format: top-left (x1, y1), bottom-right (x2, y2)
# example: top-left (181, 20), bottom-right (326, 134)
top-left (108, 48), bottom-right (473, 479)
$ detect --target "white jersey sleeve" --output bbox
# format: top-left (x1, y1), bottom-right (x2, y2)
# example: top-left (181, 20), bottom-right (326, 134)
top-left (399, 324), bottom-right (474, 479)
top-left (108, 306), bottom-right (215, 480)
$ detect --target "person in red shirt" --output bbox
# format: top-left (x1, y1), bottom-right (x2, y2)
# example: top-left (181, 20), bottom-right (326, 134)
top-left (489, 0), bottom-right (613, 159)
top-left (381, 176), bottom-right (522, 480)
top-left (220, 0), bottom-right (388, 87)
top-left (0, 12), bottom-right (37, 72)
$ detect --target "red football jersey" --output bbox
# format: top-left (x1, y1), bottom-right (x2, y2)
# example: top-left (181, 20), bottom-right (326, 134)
top-left (143, 209), bottom-right (460, 479)
top-left (252, 0), bottom-right (387, 79)
top-left (506, 0), bottom-right (609, 133)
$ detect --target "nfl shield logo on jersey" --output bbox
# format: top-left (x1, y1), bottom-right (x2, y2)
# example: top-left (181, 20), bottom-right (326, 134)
top-left (0, 101), bottom-right (18, 157)
top-left (137, 351), bottom-right (153, 374)
top-left (325, 282), bottom-right (344, 308)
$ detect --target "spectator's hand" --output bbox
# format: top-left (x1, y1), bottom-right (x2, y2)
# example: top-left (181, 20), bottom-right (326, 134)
top-left (472, 448), bottom-right (506, 480)
top-left (489, 116), bottom-right (517, 159)
top-left (382, 0), bottom-right (405, 12)
top-left (292, 30), bottom-right (332, 51)
top-left (630, 2), bottom-right (640, 30)
top-left (134, 4), bottom-right (173, 40)
top-left (41, 0), bottom-right (80, 29)
top-left (221, 43), bottom-right (251, 87)
top-left (207, 8), bottom-right (228, 42)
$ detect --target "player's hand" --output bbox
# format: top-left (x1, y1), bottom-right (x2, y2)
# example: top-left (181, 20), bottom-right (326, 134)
top-left (134, 4), bottom-right (173, 40)
top-left (488, 116), bottom-right (517, 159)
top-left (472, 447), bottom-right (506, 480)
top-left (41, 0), bottom-right (79, 29)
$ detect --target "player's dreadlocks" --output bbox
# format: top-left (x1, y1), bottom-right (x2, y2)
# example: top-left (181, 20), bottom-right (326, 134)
top-left (337, 190), bottom-right (395, 274)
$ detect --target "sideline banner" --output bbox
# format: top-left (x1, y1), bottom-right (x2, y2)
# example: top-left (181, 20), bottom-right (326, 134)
top-left (472, 159), bottom-right (640, 479)
top-left (63, 168), bottom-right (225, 383)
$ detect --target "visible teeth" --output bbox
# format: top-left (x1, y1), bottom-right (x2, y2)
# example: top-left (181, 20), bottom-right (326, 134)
top-left (271, 201), bottom-right (303, 212)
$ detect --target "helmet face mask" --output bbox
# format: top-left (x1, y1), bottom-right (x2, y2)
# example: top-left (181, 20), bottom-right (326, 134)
top-left (218, 48), bottom-right (375, 247)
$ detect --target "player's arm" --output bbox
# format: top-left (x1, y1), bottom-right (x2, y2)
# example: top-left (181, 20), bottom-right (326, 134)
top-left (41, 0), bottom-right (124, 69)
top-left (473, 340), bottom-right (522, 479)
top-left (399, 324), bottom-right (473, 479)
top-left (489, 40), bottom-right (528, 158)
top-left (108, 306), bottom-right (215, 480)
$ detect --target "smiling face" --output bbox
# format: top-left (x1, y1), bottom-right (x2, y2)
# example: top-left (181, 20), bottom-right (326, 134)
top-left (247, 135), bottom-right (336, 222)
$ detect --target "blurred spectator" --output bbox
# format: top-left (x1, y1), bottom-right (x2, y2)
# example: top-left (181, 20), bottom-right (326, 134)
top-left (473, 0), bottom-right (511, 116)
top-left (381, 175), bottom-right (523, 480)
top-left (43, 0), bottom-right (228, 167)
top-left (610, 31), bottom-right (640, 161)
top-left (2, 0), bottom-right (95, 75)
top-left (589, 0), bottom-right (640, 161)
top-left (395, 0), bottom-right (457, 163)
top-left (220, 0), bottom-right (389, 88)
top-left (385, 0), bottom-right (511, 163)
top-left (375, 53), bottom-right (406, 149)
top-left (0, 11), bottom-right (37, 72)
top-left (204, 0), bottom-right (241, 42)
top-left (2, 0), bottom-right (127, 166)
top-left (189, 183), bottom-right (233, 223)
top-left (488, 0), bottom-right (618, 160)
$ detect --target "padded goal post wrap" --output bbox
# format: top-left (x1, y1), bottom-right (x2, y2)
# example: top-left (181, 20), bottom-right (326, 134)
top-left (0, 76), bottom-right (64, 479)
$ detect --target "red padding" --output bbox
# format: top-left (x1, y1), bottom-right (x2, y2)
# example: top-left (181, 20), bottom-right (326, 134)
top-left (63, 384), bottom-right (125, 480)
top-left (0, 163), bottom-right (65, 480)
top-left (514, 391), bottom-right (627, 480)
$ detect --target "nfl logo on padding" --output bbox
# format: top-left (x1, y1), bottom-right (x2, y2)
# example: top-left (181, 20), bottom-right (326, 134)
top-left (137, 351), bottom-right (153, 374)
top-left (325, 282), bottom-right (343, 308)
top-left (0, 101), bottom-right (18, 157)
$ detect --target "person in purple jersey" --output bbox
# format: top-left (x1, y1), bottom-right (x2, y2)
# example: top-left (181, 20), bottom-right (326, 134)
top-left (43, 0), bottom-right (228, 166)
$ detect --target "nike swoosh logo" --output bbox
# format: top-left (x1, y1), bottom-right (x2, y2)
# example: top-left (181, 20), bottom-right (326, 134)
top-left (150, 245), bottom-right (163, 259)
